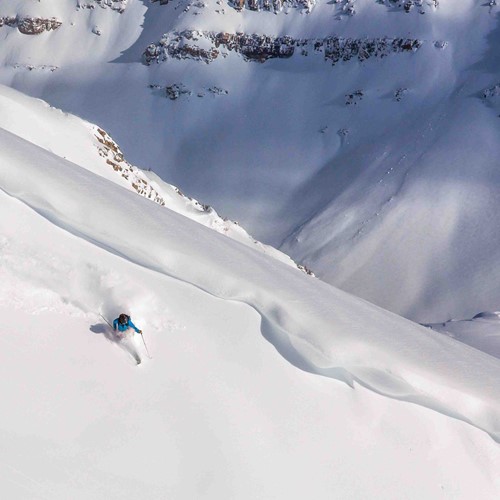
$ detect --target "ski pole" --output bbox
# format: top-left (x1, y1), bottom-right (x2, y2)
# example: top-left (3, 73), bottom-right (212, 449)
top-left (99, 313), bottom-right (113, 328)
top-left (140, 331), bottom-right (152, 359)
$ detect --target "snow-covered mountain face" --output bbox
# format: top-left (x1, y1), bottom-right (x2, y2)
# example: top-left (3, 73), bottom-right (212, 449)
top-left (0, 84), bottom-right (302, 268)
top-left (1, 0), bottom-right (500, 322)
top-left (5, 5), bottom-right (500, 496)
top-left (3, 83), bottom-right (500, 497)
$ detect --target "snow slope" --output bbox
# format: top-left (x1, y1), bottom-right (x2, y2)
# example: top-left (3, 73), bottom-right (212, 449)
top-left (2, 99), bottom-right (500, 496)
top-left (1, 0), bottom-right (500, 322)
top-left (0, 84), bottom-right (300, 269)
top-left (426, 311), bottom-right (500, 362)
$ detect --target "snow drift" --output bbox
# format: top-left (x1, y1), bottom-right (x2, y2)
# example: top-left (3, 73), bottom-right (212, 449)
top-left (2, 121), bottom-right (500, 442)
top-left (2, 85), bottom-right (500, 497)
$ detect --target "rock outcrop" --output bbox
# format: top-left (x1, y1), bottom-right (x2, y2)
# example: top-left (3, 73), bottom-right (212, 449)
top-left (94, 128), bottom-right (168, 206)
top-left (228, 0), bottom-right (315, 13)
top-left (0, 17), bottom-right (62, 35)
top-left (212, 32), bottom-right (296, 62)
top-left (0, 17), bottom-right (16, 28)
top-left (144, 30), bottom-right (423, 65)
top-left (482, 83), bottom-right (500, 100)
top-left (144, 31), bottom-right (219, 65)
top-left (321, 36), bottom-right (422, 64)
top-left (160, 83), bottom-right (229, 99)
top-left (77, 0), bottom-right (128, 13)
top-left (378, 0), bottom-right (439, 14)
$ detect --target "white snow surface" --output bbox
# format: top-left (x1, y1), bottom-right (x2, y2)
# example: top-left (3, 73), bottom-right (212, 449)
top-left (427, 311), bottom-right (500, 362)
top-left (1, 0), bottom-right (500, 321)
top-left (3, 2), bottom-right (500, 496)
top-left (0, 84), bottom-right (298, 268)
top-left (2, 93), bottom-right (500, 497)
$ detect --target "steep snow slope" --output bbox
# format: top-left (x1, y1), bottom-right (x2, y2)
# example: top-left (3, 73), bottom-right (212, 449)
top-left (0, 84), bottom-right (300, 268)
top-left (426, 311), bottom-right (500, 361)
top-left (1, 0), bottom-right (499, 322)
top-left (3, 122), bottom-right (500, 440)
top-left (2, 115), bottom-right (500, 498)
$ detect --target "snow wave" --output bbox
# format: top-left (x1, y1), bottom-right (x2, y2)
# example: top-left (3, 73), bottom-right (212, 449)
top-left (2, 127), bottom-right (500, 441)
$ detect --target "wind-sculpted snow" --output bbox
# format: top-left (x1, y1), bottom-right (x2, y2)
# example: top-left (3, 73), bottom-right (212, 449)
top-left (2, 127), bottom-right (500, 442)
top-left (425, 312), bottom-right (500, 362)
top-left (0, 85), bottom-right (302, 270)
top-left (2, 0), bottom-right (496, 325)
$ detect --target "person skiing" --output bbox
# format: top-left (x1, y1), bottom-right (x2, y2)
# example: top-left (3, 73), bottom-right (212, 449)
top-left (113, 313), bottom-right (142, 336)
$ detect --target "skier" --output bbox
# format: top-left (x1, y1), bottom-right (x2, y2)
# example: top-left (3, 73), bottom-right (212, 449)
top-left (113, 313), bottom-right (142, 336)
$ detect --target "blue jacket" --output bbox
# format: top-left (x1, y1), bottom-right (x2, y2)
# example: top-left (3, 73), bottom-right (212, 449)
top-left (113, 317), bottom-right (140, 333)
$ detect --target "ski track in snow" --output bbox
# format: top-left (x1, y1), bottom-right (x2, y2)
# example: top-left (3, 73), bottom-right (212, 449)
top-left (2, 126), bottom-right (500, 444)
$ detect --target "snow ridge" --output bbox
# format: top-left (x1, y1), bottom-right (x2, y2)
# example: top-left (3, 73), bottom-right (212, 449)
top-left (0, 85), bottom-right (303, 271)
top-left (2, 126), bottom-right (500, 442)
